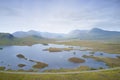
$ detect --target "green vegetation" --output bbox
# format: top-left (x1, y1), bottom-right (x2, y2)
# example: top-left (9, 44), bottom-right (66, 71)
top-left (117, 56), bottom-right (120, 59)
top-left (89, 51), bottom-right (95, 54)
top-left (0, 36), bottom-right (119, 54)
top-left (54, 40), bottom-right (120, 54)
top-left (6, 69), bottom-right (38, 72)
top-left (16, 54), bottom-right (27, 60)
top-left (43, 47), bottom-right (73, 52)
top-left (42, 43), bottom-right (49, 45)
top-left (44, 66), bottom-right (90, 72)
top-left (16, 54), bottom-right (48, 69)
top-left (43, 47), bottom-right (62, 52)
top-left (0, 69), bottom-right (120, 80)
top-left (28, 59), bottom-right (37, 62)
top-left (0, 48), bottom-right (3, 50)
top-left (0, 66), bottom-right (6, 70)
top-left (83, 55), bottom-right (120, 67)
top-left (18, 64), bottom-right (26, 68)
top-left (32, 62), bottom-right (48, 69)
top-left (68, 57), bottom-right (85, 63)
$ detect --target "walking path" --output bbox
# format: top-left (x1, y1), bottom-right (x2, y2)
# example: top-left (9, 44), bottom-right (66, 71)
top-left (0, 67), bottom-right (120, 75)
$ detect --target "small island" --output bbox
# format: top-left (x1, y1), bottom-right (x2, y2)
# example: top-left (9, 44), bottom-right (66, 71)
top-left (18, 64), bottom-right (26, 68)
top-left (16, 54), bottom-right (27, 60)
top-left (42, 43), bottom-right (48, 46)
top-left (43, 47), bottom-right (73, 52)
top-left (0, 66), bottom-right (6, 70)
top-left (68, 57), bottom-right (85, 63)
top-left (0, 48), bottom-right (3, 50)
top-left (32, 62), bottom-right (48, 69)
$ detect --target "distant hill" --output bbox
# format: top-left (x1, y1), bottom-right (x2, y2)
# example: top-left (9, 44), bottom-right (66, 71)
top-left (13, 30), bottom-right (65, 39)
top-left (12, 28), bottom-right (120, 40)
top-left (0, 33), bottom-right (14, 40)
top-left (12, 30), bottom-right (43, 38)
top-left (66, 28), bottom-right (120, 40)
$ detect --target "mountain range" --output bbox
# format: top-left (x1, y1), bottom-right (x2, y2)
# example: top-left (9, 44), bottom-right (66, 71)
top-left (12, 30), bottom-right (65, 39)
top-left (67, 28), bottom-right (120, 40)
top-left (0, 28), bottom-right (120, 40)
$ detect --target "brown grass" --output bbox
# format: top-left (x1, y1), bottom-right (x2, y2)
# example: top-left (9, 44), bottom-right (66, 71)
top-left (16, 54), bottom-right (26, 59)
top-left (43, 47), bottom-right (73, 52)
top-left (54, 40), bottom-right (120, 54)
top-left (32, 62), bottom-right (48, 69)
top-left (83, 55), bottom-right (120, 67)
top-left (18, 64), bottom-right (26, 67)
top-left (68, 57), bottom-right (85, 63)
top-left (0, 66), bottom-right (5, 70)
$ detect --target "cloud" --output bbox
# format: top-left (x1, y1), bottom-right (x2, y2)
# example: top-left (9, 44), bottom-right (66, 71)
top-left (0, 0), bottom-right (120, 33)
top-left (0, 6), bottom-right (19, 16)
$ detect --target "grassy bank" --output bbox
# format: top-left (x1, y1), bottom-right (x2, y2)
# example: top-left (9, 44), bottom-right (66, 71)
top-left (54, 40), bottom-right (120, 54)
top-left (83, 55), bottom-right (120, 67)
top-left (0, 69), bottom-right (120, 80)
top-left (0, 38), bottom-right (120, 54)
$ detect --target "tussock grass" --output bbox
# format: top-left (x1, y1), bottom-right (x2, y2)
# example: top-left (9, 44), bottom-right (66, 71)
top-left (83, 55), bottom-right (120, 67)
top-left (0, 66), bottom-right (5, 70)
top-left (0, 69), bottom-right (120, 80)
top-left (68, 57), bottom-right (85, 63)
top-left (44, 66), bottom-right (90, 72)
top-left (32, 62), bottom-right (48, 69)
top-left (18, 64), bottom-right (26, 68)
top-left (54, 40), bottom-right (120, 54)
top-left (43, 47), bottom-right (73, 52)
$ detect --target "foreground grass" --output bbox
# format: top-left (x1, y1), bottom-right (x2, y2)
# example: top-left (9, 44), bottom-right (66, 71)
top-left (0, 69), bottom-right (120, 80)
top-left (44, 66), bottom-right (90, 72)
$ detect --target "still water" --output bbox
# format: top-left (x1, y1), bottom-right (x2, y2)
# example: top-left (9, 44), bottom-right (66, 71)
top-left (0, 44), bottom-right (119, 71)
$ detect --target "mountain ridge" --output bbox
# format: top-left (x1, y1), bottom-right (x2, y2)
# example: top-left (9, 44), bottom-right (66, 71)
top-left (1, 27), bottom-right (120, 40)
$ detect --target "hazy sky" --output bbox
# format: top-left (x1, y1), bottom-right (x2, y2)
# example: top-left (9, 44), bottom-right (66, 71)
top-left (0, 0), bottom-right (120, 33)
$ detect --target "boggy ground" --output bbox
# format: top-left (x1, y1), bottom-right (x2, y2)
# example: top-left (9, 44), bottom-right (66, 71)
top-left (53, 40), bottom-right (120, 54)
top-left (83, 55), bottom-right (120, 67)
top-left (0, 39), bottom-right (120, 80)
top-left (0, 69), bottom-right (120, 80)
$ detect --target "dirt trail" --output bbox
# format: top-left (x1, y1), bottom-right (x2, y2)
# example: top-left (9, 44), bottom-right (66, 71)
top-left (0, 67), bottom-right (120, 75)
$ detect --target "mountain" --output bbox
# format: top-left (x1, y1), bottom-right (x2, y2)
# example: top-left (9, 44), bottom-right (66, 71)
top-left (66, 29), bottom-right (88, 39)
top-left (12, 31), bottom-right (29, 38)
top-left (0, 33), bottom-right (14, 40)
top-left (67, 28), bottom-right (120, 40)
top-left (13, 30), bottom-right (65, 39)
top-left (12, 28), bottom-right (120, 40)
top-left (13, 30), bottom-right (42, 38)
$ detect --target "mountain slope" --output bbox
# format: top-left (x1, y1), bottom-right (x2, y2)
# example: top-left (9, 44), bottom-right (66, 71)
top-left (67, 28), bottom-right (120, 40)
top-left (13, 30), bottom-right (65, 39)
top-left (12, 28), bottom-right (120, 40)
top-left (0, 33), bottom-right (14, 40)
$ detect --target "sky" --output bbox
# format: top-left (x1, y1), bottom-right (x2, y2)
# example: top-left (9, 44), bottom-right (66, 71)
top-left (0, 0), bottom-right (120, 33)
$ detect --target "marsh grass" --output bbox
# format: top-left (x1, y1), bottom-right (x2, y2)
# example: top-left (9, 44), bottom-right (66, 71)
top-left (16, 54), bottom-right (27, 60)
top-left (0, 66), bottom-right (5, 70)
top-left (43, 47), bottom-right (73, 52)
top-left (0, 69), bottom-right (120, 80)
top-left (18, 64), bottom-right (26, 67)
top-left (68, 57), bottom-right (85, 63)
top-left (32, 62), bottom-right (48, 69)
top-left (44, 66), bottom-right (90, 72)
top-left (83, 55), bottom-right (120, 67)
top-left (54, 40), bottom-right (120, 54)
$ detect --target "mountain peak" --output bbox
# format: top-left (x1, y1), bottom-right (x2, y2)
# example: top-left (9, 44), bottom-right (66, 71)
top-left (91, 27), bottom-right (102, 30)
top-left (28, 30), bottom-right (38, 32)
top-left (90, 28), bottom-right (104, 33)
